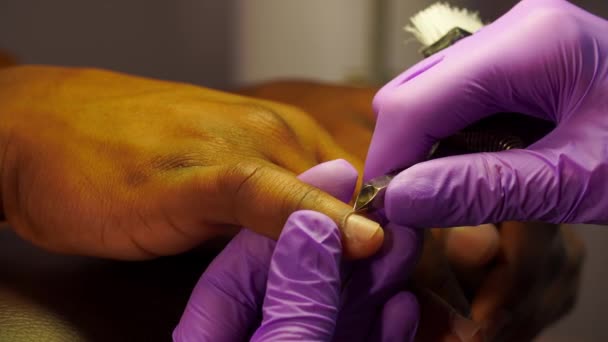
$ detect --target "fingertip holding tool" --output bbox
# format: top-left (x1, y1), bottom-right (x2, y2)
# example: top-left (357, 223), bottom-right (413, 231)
top-left (353, 172), bottom-right (396, 212)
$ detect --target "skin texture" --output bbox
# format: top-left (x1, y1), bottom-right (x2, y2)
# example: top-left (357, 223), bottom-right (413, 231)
top-left (237, 80), bottom-right (377, 160)
top-left (0, 66), bottom-right (384, 260)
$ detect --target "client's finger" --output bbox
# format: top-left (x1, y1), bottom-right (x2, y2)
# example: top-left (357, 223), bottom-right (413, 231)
top-left (440, 225), bottom-right (500, 270)
top-left (169, 159), bottom-right (383, 258)
top-left (432, 224), bottom-right (500, 291)
top-left (173, 159), bottom-right (360, 341)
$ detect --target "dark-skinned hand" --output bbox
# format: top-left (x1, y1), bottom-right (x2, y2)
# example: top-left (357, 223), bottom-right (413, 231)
top-left (0, 67), bottom-right (384, 260)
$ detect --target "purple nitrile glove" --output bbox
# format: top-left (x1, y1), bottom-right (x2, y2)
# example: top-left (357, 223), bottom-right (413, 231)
top-left (173, 159), bottom-right (422, 341)
top-left (366, 0), bottom-right (608, 228)
top-left (249, 212), bottom-right (419, 342)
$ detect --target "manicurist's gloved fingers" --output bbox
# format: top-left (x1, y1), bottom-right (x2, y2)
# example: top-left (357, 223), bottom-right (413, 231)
top-left (364, 51), bottom-right (496, 182)
top-left (365, 36), bottom-right (541, 183)
top-left (172, 229), bottom-right (273, 342)
top-left (384, 147), bottom-right (589, 228)
top-left (364, 0), bottom-right (587, 181)
top-left (369, 291), bottom-right (419, 342)
top-left (333, 222), bottom-right (423, 341)
top-left (165, 159), bottom-right (382, 259)
top-left (250, 210), bottom-right (342, 341)
top-left (366, 0), bottom-right (608, 227)
top-left (173, 159), bottom-right (359, 341)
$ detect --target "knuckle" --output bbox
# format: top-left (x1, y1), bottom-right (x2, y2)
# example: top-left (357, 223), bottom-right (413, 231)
top-left (292, 186), bottom-right (324, 212)
top-left (148, 151), bottom-right (208, 172)
top-left (222, 160), bottom-right (273, 222)
top-left (239, 103), bottom-right (299, 143)
top-left (123, 165), bottom-right (152, 187)
top-left (224, 160), bottom-right (268, 198)
top-left (277, 185), bottom-right (327, 230)
top-left (221, 159), bottom-right (334, 228)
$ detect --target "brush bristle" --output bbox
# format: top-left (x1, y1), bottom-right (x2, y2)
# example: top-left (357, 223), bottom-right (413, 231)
top-left (405, 2), bottom-right (484, 47)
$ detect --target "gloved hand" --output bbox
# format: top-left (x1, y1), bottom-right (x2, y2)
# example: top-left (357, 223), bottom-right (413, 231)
top-left (173, 159), bottom-right (422, 341)
top-left (366, 0), bottom-right (608, 228)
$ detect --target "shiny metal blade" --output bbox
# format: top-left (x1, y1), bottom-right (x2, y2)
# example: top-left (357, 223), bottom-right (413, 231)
top-left (353, 174), bottom-right (396, 212)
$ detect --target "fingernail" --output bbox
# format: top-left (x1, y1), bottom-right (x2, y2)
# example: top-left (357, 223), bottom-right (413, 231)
top-left (450, 312), bottom-right (482, 342)
top-left (343, 214), bottom-right (381, 244)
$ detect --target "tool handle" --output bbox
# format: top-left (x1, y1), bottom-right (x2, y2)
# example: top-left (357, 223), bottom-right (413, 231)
top-left (430, 112), bottom-right (555, 158)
